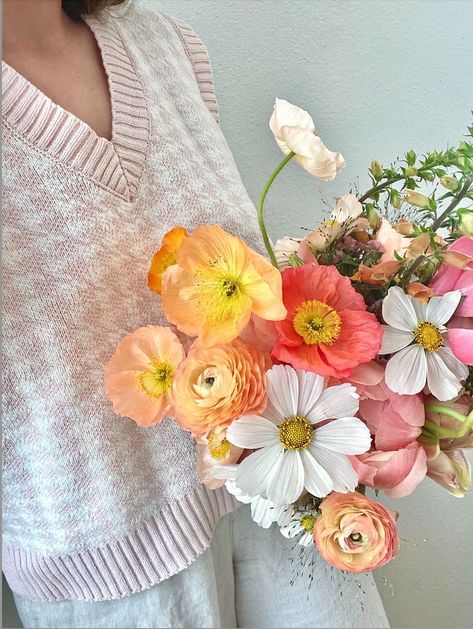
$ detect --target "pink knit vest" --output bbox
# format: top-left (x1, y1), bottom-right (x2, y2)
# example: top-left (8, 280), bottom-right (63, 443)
top-left (2, 6), bottom-right (263, 601)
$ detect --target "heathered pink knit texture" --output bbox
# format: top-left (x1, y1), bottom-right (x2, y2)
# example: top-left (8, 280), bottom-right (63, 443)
top-left (2, 6), bottom-right (263, 601)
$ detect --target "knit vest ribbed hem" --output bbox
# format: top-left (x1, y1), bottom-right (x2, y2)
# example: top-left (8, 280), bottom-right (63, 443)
top-left (3, 485), bottom-right (238, 602)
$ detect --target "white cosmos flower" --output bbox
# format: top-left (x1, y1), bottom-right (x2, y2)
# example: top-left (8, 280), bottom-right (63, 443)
top-left (269, 99), bottom-right (345, 181)
top-left (225, 476), bottom-right (292, 528)
top-left (280, 507), bottom-right (319, 547)
top-left (226, 365), bottom-right (371, 505)
top-left (379, 286), bottom-right (468, 401)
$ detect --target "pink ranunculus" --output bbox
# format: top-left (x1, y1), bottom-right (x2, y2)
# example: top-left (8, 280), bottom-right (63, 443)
top-left (240, 314), bottom-right (278, 354)
top-left (430, 236), bottom-right (473, 317)
top-left (351, 441), bottom-right (427, 498)
top-left (313, 492), bottom-right (399, 573)
top-left (447, 315), bottom-right (473, 366)
top-left (348, 362), bottom-right (425, 451)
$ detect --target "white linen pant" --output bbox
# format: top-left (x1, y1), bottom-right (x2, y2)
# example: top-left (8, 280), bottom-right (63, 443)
top-left (14, 504), bottom-right (390, 628)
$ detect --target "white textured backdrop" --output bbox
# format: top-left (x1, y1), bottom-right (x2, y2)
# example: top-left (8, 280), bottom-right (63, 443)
top-left (146, 1), bottom-right (473, 628)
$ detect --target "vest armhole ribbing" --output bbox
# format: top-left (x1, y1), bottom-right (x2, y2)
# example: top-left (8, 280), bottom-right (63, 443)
top-left (166, 16), bottom-right (220, 125)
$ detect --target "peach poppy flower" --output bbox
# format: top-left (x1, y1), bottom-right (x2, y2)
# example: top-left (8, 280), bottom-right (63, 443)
top-left (173, 339), bottom-right (269, 436)
top-left (273, 264), bottom-right (383, 378)
top-left (148, 226), bottom-right (188, 294)
top-left (104, 326), bottom-right (185, 427)
top-left (161, 225), bottom-right (286, 347)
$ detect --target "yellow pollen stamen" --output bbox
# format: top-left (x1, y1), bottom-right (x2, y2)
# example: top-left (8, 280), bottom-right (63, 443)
top-left (138, 359), bottom-right (174, 398)
top-left (414, 321), bottom-right (443, 352)
top-left (293, 300), bottom-right (341, 345)
top-left (207, 432), bottom-right (231, 460)
top-left (279, 416), bottom-right (313, 450)
top-left (192, 264), bottom-right (249, 326)
top-left (300, 514), bottom-right (317, 533)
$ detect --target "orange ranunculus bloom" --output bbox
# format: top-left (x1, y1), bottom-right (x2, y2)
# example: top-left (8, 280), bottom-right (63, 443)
top-left (313, 492), bottom-right (400, 573)
top-left (172, 338), bottom-right (270, 436)
top-left (104, 326), bottom-right (185, 427)
top-left (148, 226), bottom-right (188, 294)
top-left (161, 225), bottom-right (287, 347)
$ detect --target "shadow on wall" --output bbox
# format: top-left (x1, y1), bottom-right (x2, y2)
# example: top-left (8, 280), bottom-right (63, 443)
top-left (2, 577), bottom-right (22, 628)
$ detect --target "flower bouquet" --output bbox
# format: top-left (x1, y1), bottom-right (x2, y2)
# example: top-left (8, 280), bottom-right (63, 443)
top-left (105, 99), bottom-right (473, 574)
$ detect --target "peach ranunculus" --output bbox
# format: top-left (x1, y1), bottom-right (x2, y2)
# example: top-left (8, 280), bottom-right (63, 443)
top-left (148, 226), bottom-right (188, 294)
top-left (104, 326), bottom-right (185, 427)
top-left (273, 264), bottom-right (383, 377)
top-left (430, 236), bottom-right (473, 317)
top-left (313, 492), bottom-right (400, 573)
top-left (269, 98), bottom-right (345, 180)
top-left (172, 339), bottom-right (269, 436)
top-left (419, 394), bottom-right (473, 497)
top-left (161, 225), bottom-right (286, 347)
top-left (351, 442), bottom-right (427, 498)
top-left (196, 429), bottom-right (243, 489)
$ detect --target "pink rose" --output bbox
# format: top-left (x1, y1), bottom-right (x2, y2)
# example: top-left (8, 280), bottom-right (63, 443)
top-left (348, 362), bottom-right (425, 450)
top-left (447, 315), bottom-right (473, 366)
top-left (351, 442), bottom-right (427, 498)
top-left (430, 236), bottom-right (473, 317)
top-left (313, 492), bottom-right (399, 573)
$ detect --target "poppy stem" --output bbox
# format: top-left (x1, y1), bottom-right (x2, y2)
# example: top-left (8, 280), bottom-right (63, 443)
top-left (257, 151), bottom-right (296, 268)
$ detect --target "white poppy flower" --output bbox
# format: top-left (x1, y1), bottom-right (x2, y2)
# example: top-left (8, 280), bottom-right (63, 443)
top-left (269, 99), bottom-right (345, 181)
top-left (280, 507), bottom-right (319, 547)
top-left (329, 193), bottom-right (363, 223)
top-left (379, 287), bottom-right (468, 400)
top-left (273, 236), bottom-right (302, 269)
top-left (225, 478), bottom-right (292, 529)
top-left (226, 365), bottom-right (370, 505)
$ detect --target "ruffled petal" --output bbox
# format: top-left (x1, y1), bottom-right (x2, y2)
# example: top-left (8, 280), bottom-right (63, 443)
top-left (235, 444), bottom-right (283, 497)
top-left (382, 286), bottom-right (418, 331)
top-left (426, 350), bottom-right (464, 401)
top-left (300, 449), bottom-right (333, 497)
top-left (385, 344), bottom-right (427, 395)
top-left (314, 418), bottom-right (371, 454)
top-left (266, 364), bottom-right (299, 418)
top-left (448, 327), bottom-right (473, 365)
top-left (266, 450), bottom-right (304, 505)
top-left (426, 290), bottom-right (462, 326)
top-left (379, 326), bottom-right (414, 355)
top-left (308, 444), bottom-right (358, 493)
top-left (306, 384), bottom-right (359, 424)
top-left (226, 415), bottom-right (279, 449)
top-left (296, 370), bottom-right (325, 418)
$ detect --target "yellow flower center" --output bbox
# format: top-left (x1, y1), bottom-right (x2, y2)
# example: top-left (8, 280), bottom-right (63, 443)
top-left (207, 431), bottom-right (231, 460)
top-left (278, 416), bottom-right (313, 450)
top-left (138, 359), bottom-right (174, 398)
top-left (300, 514), bottom-right (317, 533)
top-left (414, 321), bottom-right (443, 352)
top-left (293, 300), bottom-right (341, 345)
top-left (193, 264), bottom-right (250, 326)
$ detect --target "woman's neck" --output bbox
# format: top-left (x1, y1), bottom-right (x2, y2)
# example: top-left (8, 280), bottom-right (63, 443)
top-left (2, 0), bottom-right (75, 59)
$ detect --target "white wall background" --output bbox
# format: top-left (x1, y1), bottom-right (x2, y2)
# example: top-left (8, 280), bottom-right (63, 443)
top-left (147, 1), bottom-right (473, 628)
top-left (3, 1), bottom-right (472, 628)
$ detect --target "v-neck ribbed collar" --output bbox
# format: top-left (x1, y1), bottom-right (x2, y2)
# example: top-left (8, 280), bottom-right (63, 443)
top-left (2, 14), bottom-right (150, 202)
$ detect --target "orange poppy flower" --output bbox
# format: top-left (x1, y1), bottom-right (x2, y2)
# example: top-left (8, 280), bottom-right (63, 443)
top-left (148, 226), bottom-right (188, 294)
top-left (161, 225), bottom-right (286, 347)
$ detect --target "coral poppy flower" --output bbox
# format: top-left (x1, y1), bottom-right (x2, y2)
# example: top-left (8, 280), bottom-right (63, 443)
top-left (148, 226), bottom-right (188, 294)
top-left (104, 326), bottom-right (185, 427)
top-left (161, 225), bottom-right (286, 347)
top-left (273, 264), bottom-right (383, 377)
